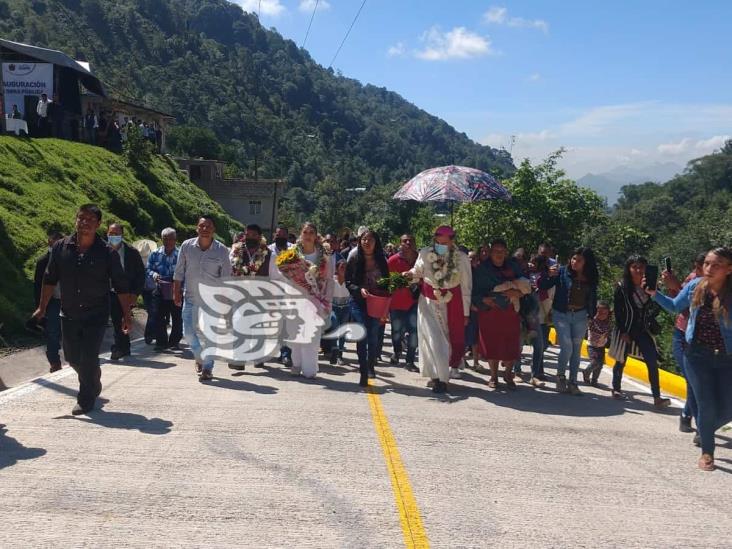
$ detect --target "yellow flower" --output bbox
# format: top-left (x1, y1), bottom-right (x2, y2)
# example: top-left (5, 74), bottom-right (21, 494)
top-left (276, 248), bottom-right (298, 267)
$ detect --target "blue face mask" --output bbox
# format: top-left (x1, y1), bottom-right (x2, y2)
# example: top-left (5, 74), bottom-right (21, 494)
top-left (434, 243), bottom-right (449, 256)
top-left (108, 235), bottom-right (123, 247)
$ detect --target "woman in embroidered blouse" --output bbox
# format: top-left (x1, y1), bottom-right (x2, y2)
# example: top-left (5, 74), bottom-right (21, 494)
top-left (345, 229), bottom-right (390, 387)
top-left (608, 255), bottom-right (671, 408)
top-left (472, 238), bottom-right (531, 390)
top-left (649, 247), bottom-right (732, 472)
top-left (271, 222), bottom-right (334, 379)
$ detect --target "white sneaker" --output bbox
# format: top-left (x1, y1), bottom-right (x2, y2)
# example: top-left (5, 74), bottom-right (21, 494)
top-left (449, 368), bottom-right (462, 379)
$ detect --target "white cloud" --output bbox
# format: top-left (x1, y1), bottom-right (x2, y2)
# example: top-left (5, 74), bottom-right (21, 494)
top-left (415, 26), bottom-right (495, 61)
top-left (387, 42), bottom-right (407, 58)
top-left (528, 73), bottom-right (541, 82)
top-left (298, 0), bottom-right (330, 12)
top-left (234, 0), bottom-right (286, 17)
top-left (483, 6), bottom-right (549, 33)
top-left (658, 135), bottom-right (730, 156)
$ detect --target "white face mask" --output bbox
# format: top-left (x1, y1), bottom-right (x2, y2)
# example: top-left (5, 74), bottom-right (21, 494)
top-left (108, 235), bottom-right (123, 247)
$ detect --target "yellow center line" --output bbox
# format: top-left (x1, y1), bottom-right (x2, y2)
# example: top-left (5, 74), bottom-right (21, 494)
top-left (366, 385), bottom-right (430, 549)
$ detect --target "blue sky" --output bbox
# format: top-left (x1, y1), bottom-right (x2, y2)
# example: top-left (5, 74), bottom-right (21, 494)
top-left (233, 0), bottom-right (732, 177)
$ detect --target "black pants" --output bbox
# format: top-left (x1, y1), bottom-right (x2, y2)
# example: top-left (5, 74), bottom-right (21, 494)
top-left (155, 296), bottom-right (182, 347)
top-left (110, 292), bottom-right (130, 354)
top-left (61, 313), bottom-right (107, 409)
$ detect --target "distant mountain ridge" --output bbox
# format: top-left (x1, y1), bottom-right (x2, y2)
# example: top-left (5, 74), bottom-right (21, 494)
top-left (578, 162), bottom-right (684, 204)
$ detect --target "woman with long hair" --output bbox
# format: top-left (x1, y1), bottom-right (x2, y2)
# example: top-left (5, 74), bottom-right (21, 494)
top-left (271, 221), bottom-right (335, 379)
top-left (608, 255), bottom-right (671, 408)
top-left (650, 247), bottom-right (732, 471)
top-left (540, 247), bottom-right (599, 395)
top-left (345, 229), bottom-right (390, 387)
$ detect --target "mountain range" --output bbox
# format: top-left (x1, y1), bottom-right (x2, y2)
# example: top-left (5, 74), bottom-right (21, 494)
top-left (577, 162), bottom-right (684, 204)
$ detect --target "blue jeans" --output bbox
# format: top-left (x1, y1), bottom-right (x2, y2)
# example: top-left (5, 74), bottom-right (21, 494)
top-left (390, 305), bottom-right (418, 363)
top-left (553, 309), bottom-right (588, 384)
top-left (683, 345), bottom-right (732, 455)
top-left (324, 303), bottom-right (351, 353)
top-left (182, 299), bottom-right (214, 371)
top-left (45, 298), bottom-right (62, 364)
top-left (530, 329), bottom-right (545, 378)
top-left (673, 327), bottom-right (698, 420)
top-left (349, 299), bottom-right (382, 375)
top-left (142, 290), bottom-right (158, 343)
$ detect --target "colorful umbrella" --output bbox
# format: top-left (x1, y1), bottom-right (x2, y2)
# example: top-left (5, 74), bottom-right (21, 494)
top-left (393, 165), bottom-right (511, 203)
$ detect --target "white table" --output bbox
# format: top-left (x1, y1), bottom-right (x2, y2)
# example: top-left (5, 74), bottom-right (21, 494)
top-left (5, 118), bottom-right (29, 136)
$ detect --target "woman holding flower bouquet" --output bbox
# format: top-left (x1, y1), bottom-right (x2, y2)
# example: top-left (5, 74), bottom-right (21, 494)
top-left (345, 229), bottom-right (390, 387)
top-left (405, 226), bottom-right (472, 394)
top-left (271, 222), bottom-right (335, 379)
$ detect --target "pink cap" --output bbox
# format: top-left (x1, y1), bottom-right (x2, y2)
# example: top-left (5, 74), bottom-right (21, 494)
top-left (434, 225), bottom-right (455, 238)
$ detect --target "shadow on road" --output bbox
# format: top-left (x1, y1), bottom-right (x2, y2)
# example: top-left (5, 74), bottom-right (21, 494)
top-left (54, 410), bottom-right (173, 435)
top-left (203, 376), bottom-right (279, 394)
top-left (0, 424), bottom-right (47, 470)
top-left (103, 357), bottom-right (177, 370)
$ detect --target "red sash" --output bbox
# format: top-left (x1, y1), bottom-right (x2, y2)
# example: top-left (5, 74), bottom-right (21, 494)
top-left (422, 283), bottom-right (465, 368)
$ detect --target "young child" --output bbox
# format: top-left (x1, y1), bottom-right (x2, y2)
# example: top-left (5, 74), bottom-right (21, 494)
top-left (582, 301), bottom-right (612, 386)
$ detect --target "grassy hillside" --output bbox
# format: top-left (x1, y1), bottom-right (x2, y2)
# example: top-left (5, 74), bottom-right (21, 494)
top-left (0, 136), bottom-right (239, 339)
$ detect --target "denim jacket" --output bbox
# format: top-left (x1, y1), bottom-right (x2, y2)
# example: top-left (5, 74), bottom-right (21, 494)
top-left (538, 266), bottom-right (597, 318)
top-left (653, 277), bottom-right (732, 350)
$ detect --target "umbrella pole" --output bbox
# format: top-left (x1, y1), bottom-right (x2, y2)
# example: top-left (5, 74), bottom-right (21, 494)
top-left (450, 202), bottom-right (454, 225)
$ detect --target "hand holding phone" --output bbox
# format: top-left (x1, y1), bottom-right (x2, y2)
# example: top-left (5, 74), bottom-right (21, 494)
top-left (644, 265), bottom-right (659, 291)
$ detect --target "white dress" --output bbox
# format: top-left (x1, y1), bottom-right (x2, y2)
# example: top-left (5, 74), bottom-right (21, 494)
top-left (270, 249), bottom-right (335, 378)
top-left (409, 247), bottom-right (472, 382)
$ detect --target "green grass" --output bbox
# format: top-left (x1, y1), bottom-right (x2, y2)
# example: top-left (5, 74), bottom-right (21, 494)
top-left (0, 136), bottom-right (240, 340)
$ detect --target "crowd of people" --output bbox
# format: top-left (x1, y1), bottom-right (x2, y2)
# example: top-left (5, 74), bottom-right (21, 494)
top-left (31, 204), bottom-right (732, 472)
top-left (5, 96), bottom-right (163, 153)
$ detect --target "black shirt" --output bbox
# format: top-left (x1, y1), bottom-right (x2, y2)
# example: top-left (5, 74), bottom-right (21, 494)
top-left (43, 234), bottom-right (129, 319)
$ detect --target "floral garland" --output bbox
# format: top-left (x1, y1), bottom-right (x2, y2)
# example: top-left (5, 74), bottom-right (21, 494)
top-left (231, 240), bottom-right (269, 277)
top-left (297, 242), bottom-right (331, 290)
top-left (426, 245), bottom-right (459, 303)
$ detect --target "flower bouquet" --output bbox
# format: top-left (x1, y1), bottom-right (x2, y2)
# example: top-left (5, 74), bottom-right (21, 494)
top-left (276, 245), bottom-right (331, 313)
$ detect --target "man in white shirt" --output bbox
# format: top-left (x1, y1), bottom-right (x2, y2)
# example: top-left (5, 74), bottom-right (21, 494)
top-left (36, 93), bottom-right (52, 137)
top-left (173, 215), bottom-right (230, 381)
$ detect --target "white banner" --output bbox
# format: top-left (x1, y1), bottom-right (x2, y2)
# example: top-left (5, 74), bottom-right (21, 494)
top-left (2, 62), bottom-right (54, 116)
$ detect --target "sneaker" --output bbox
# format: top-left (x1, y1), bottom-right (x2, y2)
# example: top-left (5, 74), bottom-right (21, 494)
top-left (337, 357), bottom-right (346, 366)
top-left (568, 383), bottom-right (583, 396)
top-left (199, 369), bottom-right (213, 381)
top-left (611, 389), bottom-right (626, 400)
top-left (228, 363), bottom-right (245, 371)
top-left (195, 362), bottom-right (203, 374)
top-left (530, 377), bottom-right (545, 388)
top-left (556, 375), bottom-right (568, 393)
top-left (71, 403), bottom-right (92, 416)
top-left (654, 397), bottom-right (671, 409)
top-left (110, 349), bottom-right (130, 361)
top-left (679, 415), bottom-right (693, 433)
top-left (449, 368), bottom-right (462, 380)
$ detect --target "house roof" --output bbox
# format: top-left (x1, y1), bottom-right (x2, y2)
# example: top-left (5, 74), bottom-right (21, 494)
top-left (0, 38), bottom-right (106, 96)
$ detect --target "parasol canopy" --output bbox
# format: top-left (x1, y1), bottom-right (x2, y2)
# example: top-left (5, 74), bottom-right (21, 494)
top-left (393, 165), bottom-right (511, 203)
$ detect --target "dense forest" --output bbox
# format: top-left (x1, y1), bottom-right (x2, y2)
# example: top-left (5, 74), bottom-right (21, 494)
top-left (0, 0), bottom-right (514, 237)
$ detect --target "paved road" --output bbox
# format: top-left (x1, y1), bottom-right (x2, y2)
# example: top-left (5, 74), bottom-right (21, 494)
top-left (1, 338), bottom-right (731, 548)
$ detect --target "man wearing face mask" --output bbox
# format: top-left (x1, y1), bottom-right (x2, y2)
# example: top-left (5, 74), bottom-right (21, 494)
top-left (404, 226), bottom-right (472, 394)
top-left (107, 223), bottom-right (146, 360)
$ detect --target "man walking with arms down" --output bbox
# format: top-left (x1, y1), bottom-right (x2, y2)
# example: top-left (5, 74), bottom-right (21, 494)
top-left (33, 204), bottom-right (134, 415)
top-left (173, 215), bottom-right (229, 381)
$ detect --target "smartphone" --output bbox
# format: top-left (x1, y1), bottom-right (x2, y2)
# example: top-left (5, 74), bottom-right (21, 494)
top-left (645, 265), bottom-right (659, 291)
top-left (664, 257), bottom-right (672, 273)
